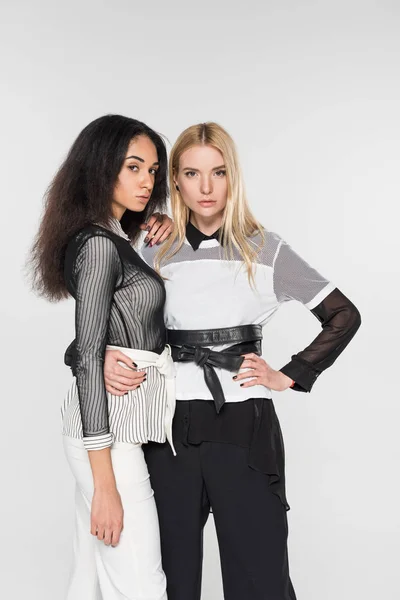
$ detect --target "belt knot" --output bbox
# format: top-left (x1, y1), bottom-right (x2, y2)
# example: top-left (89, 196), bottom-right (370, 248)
top-left (194, 346), bottom-right (211, 368)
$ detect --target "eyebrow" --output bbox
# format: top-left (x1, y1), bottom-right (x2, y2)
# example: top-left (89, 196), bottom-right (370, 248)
top-left (182, 164), bottom-right (226, 171)
top-left (126, 155), bottom-right (159, 165)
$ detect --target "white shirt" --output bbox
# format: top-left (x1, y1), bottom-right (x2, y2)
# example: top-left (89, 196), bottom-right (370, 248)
top-left (142, 227), bottom-right (335, 402)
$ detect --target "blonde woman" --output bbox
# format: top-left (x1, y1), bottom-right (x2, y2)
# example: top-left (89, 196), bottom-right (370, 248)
top-left (104, 123), bottom-right (361, 600)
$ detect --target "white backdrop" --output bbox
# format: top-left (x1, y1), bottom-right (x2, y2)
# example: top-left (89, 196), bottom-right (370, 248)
top-left (1, 1), bottom-right (399, 599)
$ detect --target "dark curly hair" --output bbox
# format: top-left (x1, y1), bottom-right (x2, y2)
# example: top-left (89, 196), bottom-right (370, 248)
top-left (30, 114), bottom-right (168, 301)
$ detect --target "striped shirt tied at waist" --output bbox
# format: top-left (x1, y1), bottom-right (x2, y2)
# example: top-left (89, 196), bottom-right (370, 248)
top-left (62, 345), bottom-right (176, 455)
top-left (167, 325), bottom-right (263, 413)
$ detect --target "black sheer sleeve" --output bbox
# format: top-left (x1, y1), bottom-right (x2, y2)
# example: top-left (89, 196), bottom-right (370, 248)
top-left (72, 235), bottom-right (122, 448)
top-left (271, 237), bottom-right (361, 392)
top-left (280, 288), bottom-right (361, 392)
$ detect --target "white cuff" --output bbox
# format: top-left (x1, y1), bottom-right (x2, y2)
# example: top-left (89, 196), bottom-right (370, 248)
top-left (305, 282), bottom-right (336, 310)
top-left (83, 432), bottom-right (114, 451)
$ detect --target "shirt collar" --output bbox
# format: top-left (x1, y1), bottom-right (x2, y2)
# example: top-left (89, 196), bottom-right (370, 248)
top-left (186, 221), bottom-right (223, 251)
top-left (107, 217), bottom-right (131, 242)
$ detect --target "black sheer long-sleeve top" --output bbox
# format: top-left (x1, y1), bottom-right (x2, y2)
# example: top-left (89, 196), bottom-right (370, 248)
top-left (62, 219), bottom-right (166, 450)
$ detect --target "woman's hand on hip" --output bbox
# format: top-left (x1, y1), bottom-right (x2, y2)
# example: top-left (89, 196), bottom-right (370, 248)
top-left (91, 486), bottom-right (124, 547)
top-left (104, 349), bottom-right (146, 396)
top-left (234, 353), bottom-right (293, 392)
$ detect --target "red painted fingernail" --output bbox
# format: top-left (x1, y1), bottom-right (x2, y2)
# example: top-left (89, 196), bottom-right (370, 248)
top-left (132, 362), bottom-right (137, 367)
top-left (240, 383), bottom-right (244, 387)
top-left (232, 376), bottom-right (237, 380)
top-left (144, 237), bottom-right (149, 244)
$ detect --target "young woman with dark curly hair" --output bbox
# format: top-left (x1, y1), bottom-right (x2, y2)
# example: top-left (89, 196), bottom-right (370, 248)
top-left (31, 114), bottom-right (175, 600)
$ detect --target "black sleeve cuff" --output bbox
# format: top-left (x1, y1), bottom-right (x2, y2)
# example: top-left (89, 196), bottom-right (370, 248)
top-left (280, 356), bottom-right (321, 393)
top-left (64, 339), bottom-right (77, 372)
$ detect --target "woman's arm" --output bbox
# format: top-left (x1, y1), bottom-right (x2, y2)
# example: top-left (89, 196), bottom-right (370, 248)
top-left (73, 235), bottom-right (124, 545)
top-left (74, 235), bottom-right (120, 448)
top-left (88, 448), bottom-right (123, 547)
top-left (236, 236), bottom-right (361, 392)
top-left (280, 288), bottom-right (361, 391)
top-left (274, 238), bottom-right (361, 391)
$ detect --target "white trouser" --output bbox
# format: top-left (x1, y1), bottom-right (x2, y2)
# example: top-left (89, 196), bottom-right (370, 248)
top-left (63, 436), bottom-right (167, 600)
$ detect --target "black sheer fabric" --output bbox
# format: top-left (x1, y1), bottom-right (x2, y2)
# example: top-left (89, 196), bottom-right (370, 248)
top-left (64, 225), bottom-right (166, 440)
top-left (280, 288), bottom-right (361, 391)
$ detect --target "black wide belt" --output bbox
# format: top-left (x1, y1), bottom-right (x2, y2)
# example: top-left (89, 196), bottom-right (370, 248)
top-left (167, 325), bottom-right (263, 413)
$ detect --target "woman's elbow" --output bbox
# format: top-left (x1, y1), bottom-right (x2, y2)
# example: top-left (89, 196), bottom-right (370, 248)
top-left (348, 302), bottom-right (362, 334)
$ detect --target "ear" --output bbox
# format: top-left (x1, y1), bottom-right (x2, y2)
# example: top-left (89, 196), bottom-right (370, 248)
top-left (172, 169), bottom-right (179, 191)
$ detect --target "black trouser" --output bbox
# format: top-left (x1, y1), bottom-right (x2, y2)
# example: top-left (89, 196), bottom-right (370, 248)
top-left (143, 439), bottom-right (297, 600)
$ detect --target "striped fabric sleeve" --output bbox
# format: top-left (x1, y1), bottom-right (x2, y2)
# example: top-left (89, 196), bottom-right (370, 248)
top-left (273, 239), bottom-right (361, 392)
top-left (74, 236), bottom-right (121, 450)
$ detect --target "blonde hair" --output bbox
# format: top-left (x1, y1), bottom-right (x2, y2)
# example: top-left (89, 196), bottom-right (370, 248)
top-left (155, 122), bottom-right (264, 284)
